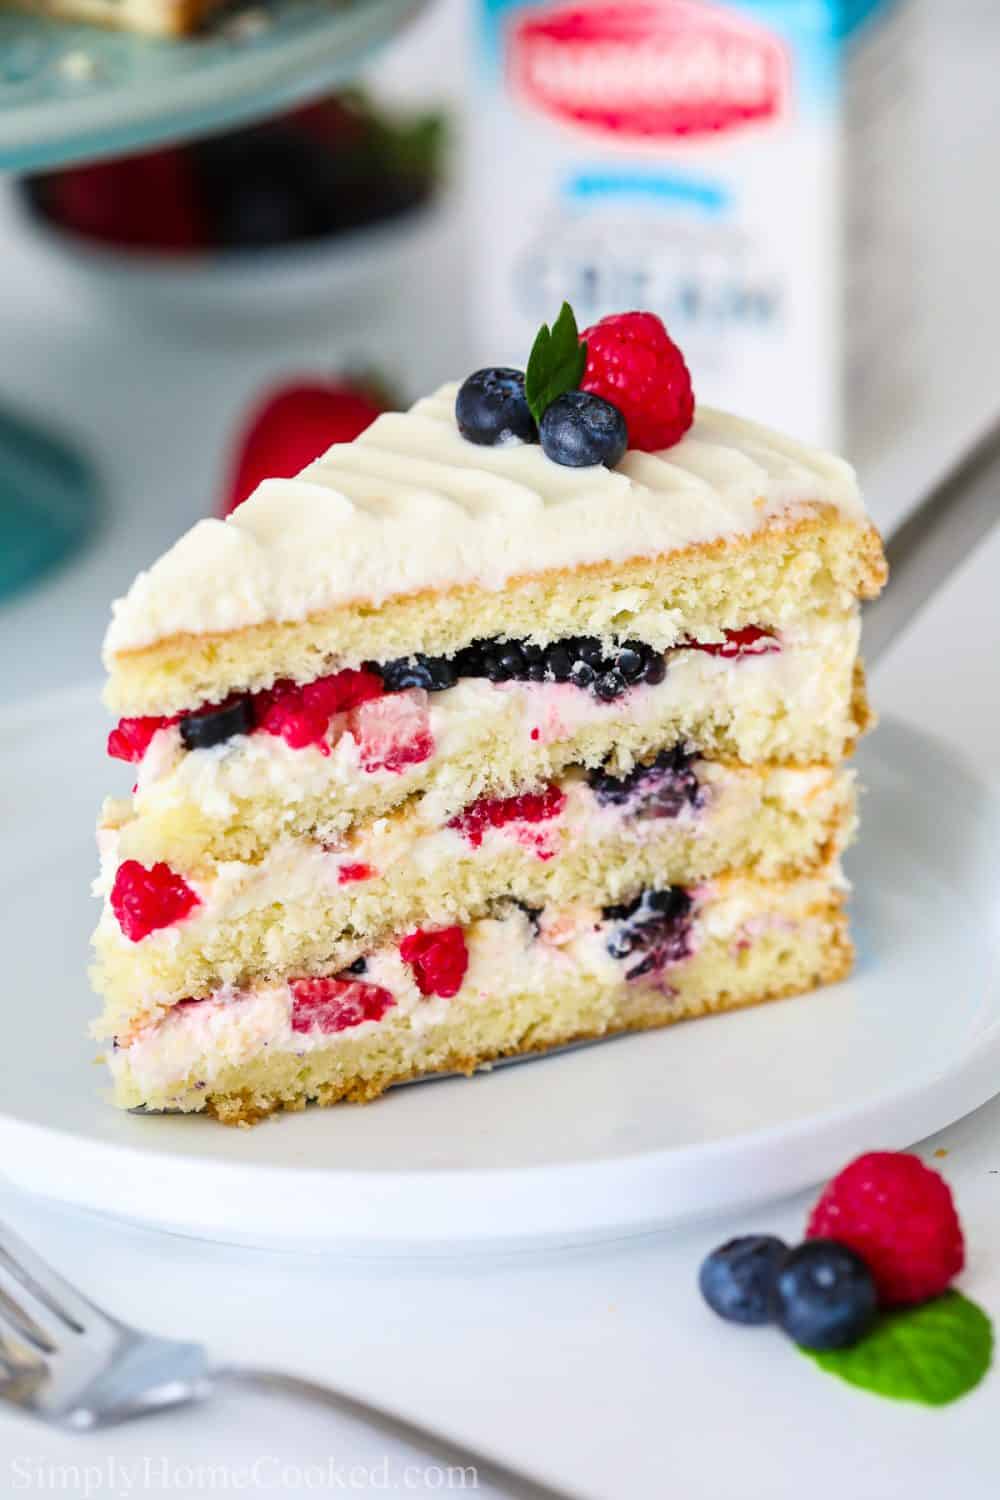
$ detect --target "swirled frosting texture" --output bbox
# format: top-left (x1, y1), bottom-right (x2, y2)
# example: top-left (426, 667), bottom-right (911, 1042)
top-left (104, 386), bottom-right (865, 659)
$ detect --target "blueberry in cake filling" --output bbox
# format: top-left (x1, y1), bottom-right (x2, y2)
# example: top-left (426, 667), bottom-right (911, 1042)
top-left (589, 747), bottom-right (702, 820)
top-left (108, 626), bottom-right (789, 766)
top-left (377, 634), bottom-right (666, 698)
top-left (179, 697), bottom-right (256, 751)
top-left (603, 888), bottom-right (695, 980)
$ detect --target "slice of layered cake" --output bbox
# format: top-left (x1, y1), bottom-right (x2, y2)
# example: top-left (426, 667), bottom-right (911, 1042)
top-left (92, 308), bottom-right (886, 1124)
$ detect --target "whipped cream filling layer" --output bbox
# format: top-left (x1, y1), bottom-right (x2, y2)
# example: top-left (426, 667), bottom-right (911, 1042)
top-left (115, 615), bottom-right (860, 838)
top-left (110, 871), bottom-right (845, 1101)
top-left (95, 759), bottom-right (849, 949)
top-left (105, 389), bottom-right (864, 658)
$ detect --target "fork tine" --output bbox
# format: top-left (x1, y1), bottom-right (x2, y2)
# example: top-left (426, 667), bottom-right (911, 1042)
top-left (0, 1326), bottom-right (47, 1407)
top-left (0, 1223), bottom-right (112, 1340)
top-left (0, 1285), bottom-right (57, 1354)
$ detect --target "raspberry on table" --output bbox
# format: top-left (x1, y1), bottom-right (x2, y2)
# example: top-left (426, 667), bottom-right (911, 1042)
top-left (580, 310), bottom-right (694, 452)
top-left (110, 860), bottom-right (200, 942)
top-left (807, 1152), bottom-right (965, 1306)
top-left (399, 926), bottom-right (469, 998)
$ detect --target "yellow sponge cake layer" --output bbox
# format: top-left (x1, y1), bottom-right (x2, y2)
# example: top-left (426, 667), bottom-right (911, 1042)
top-left (92, 759), bottom-right (856, 1033)
top-left (106, 615), bottom-right (867, 871)
top-left (106, 515), bottom-right (883, 717)
top-left (107, 875), bottom-right (851, 1120)
top-left (103, 390), bottom-right (883, 715)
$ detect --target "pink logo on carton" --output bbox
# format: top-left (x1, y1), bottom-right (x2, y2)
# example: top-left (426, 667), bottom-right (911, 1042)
top-left (508, 0), bottom-right (790, 142)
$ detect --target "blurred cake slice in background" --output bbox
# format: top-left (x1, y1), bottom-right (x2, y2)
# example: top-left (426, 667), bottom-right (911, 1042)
top-left (92, 308), bottom-right (886, 1123)
top-left (6, 0), bottom-right (222, 35)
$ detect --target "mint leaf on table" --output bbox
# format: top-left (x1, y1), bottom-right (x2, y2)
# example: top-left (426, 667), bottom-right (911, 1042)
top-left (803, 1291), bottom-right (993, 1406)
top-left (525, 302), bottom-right (587, 426)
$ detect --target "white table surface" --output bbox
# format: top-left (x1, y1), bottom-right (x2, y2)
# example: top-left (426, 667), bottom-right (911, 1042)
top-left (1, 1), bottom-right (1000, 1494)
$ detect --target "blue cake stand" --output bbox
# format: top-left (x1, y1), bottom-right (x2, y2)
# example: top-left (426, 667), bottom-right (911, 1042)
top-left (0, 0), bottom-right (426, 600)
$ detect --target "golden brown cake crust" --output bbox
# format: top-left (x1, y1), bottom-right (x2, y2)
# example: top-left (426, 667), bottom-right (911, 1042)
top-left (105, 510), bottom-right (887, 715)
top-left (204, 913), bottom-right (853, 1127)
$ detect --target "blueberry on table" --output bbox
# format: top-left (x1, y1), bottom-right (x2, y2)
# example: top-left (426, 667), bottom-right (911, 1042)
top-left (699, 1235), bottom-right (789, 1326)
top-left (772, 1240), bottom-right (878, 1351)
top-left (179, 698), bottom-right (255, 751)
top-left (539, 391), bottom-right (628, 469)
top-left (456, 369), bottom-right (537, 447)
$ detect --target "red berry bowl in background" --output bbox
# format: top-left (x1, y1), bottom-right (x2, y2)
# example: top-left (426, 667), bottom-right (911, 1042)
top-left (12, 91), bottom-right (447, 334)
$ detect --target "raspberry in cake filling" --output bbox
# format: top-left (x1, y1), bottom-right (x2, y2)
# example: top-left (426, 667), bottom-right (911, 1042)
top-left (106, 628), bottom-right (782, 767)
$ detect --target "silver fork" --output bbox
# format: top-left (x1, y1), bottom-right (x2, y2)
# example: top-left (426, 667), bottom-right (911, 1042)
top-left (0, 1220), bottom-right (573, 1500)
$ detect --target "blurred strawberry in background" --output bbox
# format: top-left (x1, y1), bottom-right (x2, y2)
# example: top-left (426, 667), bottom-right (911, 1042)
top-left (221, 377), bottom-right (389, 515)
top-left (21, 90), bottom-right (445, 256)
top-left (36, 148), bottom-right (205, 252)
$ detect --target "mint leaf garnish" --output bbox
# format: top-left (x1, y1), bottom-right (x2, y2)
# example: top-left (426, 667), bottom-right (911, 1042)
top-left (803, 1291), bottom-right (993, 1406)
top-left (525, 302), bottom-right (587, 425)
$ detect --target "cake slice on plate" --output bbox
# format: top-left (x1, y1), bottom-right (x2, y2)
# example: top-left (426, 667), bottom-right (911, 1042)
top-left (92, 308), bottom-right (886, 1123)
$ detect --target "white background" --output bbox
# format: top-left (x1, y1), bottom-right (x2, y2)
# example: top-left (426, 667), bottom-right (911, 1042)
top-left (1, 0), bottom-right (1000, 1495)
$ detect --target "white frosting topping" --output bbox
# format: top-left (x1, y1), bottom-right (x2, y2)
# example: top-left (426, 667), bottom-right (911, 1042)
top-left (104, 387), bottom-right (864, 658)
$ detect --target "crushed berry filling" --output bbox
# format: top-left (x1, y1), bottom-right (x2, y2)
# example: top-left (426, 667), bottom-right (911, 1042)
top-left (350, 690), bottom-right (434, 773)
top-left (399, 925), bottom-right (469, 998)
top-left (109, 628), bottom-right (777, 764)
top-left (396, 635), bottom-right (666, 702)
top-left (257, 668), bottom-right (384, 755)
top-left (684, 627), bottom-right (779, 658)
top-left (603, 888), bottom-right (694, 980)
top-left (338, 862), bottom-right (375, 884)
top-left (289, 976), bottom-right (395, 1034)
top-left (589, 747), bottom-right (701, 820)
top-left (107, 714), bottom-right (179, 762)
top-left (448, 784), bottom-right (566, 847)
top-left (110, 860), bottom-right (200, 942)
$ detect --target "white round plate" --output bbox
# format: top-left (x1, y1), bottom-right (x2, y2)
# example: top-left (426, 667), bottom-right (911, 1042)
top-left (1, 686), bottom-right (998, 1252)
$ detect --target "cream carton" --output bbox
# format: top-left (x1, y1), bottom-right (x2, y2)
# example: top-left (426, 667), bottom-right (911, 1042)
top-left (469, 0), bottom-right (914, 449)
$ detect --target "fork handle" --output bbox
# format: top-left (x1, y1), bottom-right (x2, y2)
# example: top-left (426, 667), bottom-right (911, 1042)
top-left (212, 1366), bottom-right (577, 1500)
